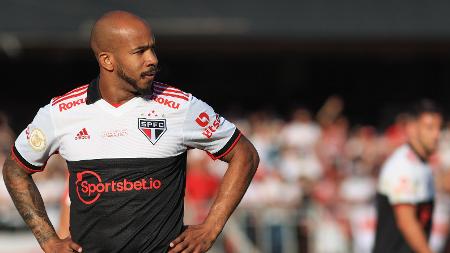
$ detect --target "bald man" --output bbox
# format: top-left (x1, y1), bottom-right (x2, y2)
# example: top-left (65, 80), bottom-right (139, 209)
top-left (3, 11), bottom-right (259, 253)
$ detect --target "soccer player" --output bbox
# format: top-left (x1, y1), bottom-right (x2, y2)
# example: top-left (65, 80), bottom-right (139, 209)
top-left (373, 100), bottom-right (442, 253)
top-left (2, 11), bottom-right (259, 253)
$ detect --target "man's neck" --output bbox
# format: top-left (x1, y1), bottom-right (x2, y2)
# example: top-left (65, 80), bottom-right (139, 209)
top-left (98, 75), bottom-right (137, 104)
top-left (408, 139), bottom-right (429, 162)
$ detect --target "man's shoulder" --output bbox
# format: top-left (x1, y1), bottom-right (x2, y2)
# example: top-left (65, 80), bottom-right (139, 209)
top-left (380, 145), bottom-right (419, 177)
top-left (49, 84), bottom-right (89, 113)
top-left (146, 81), bottom-right (194, 110)
top-left (151, 81), bottom-right (192, 100)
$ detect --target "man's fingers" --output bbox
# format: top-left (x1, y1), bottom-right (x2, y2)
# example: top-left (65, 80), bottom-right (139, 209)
top-left (181, 244), bottom-right (197, 253)
top-left (68, 241), bottom-right (82, 252)
top-left (169, 232), bottom-right (186, 248)
top-left (169, 240), bottom-right (188, 253)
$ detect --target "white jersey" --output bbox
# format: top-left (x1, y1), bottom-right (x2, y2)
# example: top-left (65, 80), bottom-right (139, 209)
top-left (12, 79), bottom-right (241, 253)
top-left (374, 144), bottom-right (434, 253)
top-left (14, 81), bottom-right (239, 170)
top-left (378, 144), bottom-right (434, 205)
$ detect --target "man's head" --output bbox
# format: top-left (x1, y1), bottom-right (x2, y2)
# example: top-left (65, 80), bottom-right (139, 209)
top-left (406, 99), bottom-right (443, 157)
top-left (90, 11), bottom-right (158, 93)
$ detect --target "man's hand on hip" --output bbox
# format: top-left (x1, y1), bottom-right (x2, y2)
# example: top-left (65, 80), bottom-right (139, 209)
top-left (41, 236), bottom-right (82, 253)
top-left (168, 223), bottom-right (219, 253)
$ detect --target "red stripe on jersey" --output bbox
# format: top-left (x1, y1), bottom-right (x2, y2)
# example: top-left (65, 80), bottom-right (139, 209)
top-left (63, 85), bottom-right (88, 97)
top-left (209, 132), bottom-right (242, 160)
top-left (153, 89), bottom-right (189, 100)
top-left (153, 82), bottom-right (189, 94)
top-left (10, 146), bottom-right (43, 174)
top-left (52, 85), bottom-right (88, 104)
top-left (153, 85), bottom-right (188, 96)
top-left (52, 95), bottom-right (62, 101)
top-left (52, 90), bottom-right (88, 106)
top-left (153, 91), bottom-right (189, 101)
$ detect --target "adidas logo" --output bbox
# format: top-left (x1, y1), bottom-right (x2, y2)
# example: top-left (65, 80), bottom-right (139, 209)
top-left (75, 128), bottom-right (91, 140)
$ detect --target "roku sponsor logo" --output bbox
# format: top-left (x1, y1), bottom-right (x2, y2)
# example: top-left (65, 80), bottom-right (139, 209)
top-left (75, 170), bottom-right (162, 205)
top-left (150, 95), bottom-right (180, 109)
top-left (59, 98), bottom-right (86, 112)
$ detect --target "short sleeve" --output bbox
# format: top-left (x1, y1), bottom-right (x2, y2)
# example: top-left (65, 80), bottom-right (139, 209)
top-left (182, 96), bottom-right (241, 159)
top-left (12, 104), bottom-right (59, 173)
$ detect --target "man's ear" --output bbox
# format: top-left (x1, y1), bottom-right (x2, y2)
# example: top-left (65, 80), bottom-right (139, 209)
top-left (98, 52), bottom-right (114, 71)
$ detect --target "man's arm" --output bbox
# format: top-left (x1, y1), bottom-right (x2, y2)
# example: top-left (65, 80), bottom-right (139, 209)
top-left (394, 204), bottom-right (433, 253)
top-left (57, 188), bottom-right (71, 239)
top-left (169, 135), bottom-right (259, 253)
top-left (2, 154), bottom-right (82, 253)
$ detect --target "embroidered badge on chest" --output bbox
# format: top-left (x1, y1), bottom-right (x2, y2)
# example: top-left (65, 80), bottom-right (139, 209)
top-left (138, 118), bottom-right (167, 145)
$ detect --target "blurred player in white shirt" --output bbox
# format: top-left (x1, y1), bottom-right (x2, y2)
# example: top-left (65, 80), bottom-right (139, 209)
top-left (374, 100), bottom-right (442, 253)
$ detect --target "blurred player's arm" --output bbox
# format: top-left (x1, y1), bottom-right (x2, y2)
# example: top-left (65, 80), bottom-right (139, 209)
top-left (394, 204), bottom-right (433, 253)
top-left (2, 155), bottom-right (81, 253)
top-left (169, 135), bottom-right (259, 253)
top-left (441, 170), bottom-right (450, 193)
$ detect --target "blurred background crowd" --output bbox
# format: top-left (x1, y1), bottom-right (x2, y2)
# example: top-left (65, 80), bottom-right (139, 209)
top-left (2, 95), bottom-right (450, 253)
top-left (4, 1), bottom-right (450, 252)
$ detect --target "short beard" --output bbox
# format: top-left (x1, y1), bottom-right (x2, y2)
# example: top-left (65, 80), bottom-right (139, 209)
top-left (418, 137), bottom-right (435, 158)
top-left (117, 65), bottom-right (147, 94)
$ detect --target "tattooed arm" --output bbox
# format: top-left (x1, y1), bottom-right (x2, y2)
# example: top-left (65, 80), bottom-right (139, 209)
top-left (2, 154), bottom-right (82, 253)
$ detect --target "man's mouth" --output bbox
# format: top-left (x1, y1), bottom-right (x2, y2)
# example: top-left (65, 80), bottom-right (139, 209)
top-left (141, 67), bottom-right (159, 78)
top-left (142, 71), bottom-right (155, 78)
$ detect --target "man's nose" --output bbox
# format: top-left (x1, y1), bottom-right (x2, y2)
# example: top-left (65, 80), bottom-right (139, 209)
top-left (144, 51), bottom-right (158, 66)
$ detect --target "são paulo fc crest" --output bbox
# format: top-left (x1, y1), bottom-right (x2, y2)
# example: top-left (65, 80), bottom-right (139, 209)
top-left (138, 118), bottom-right (167, 145)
